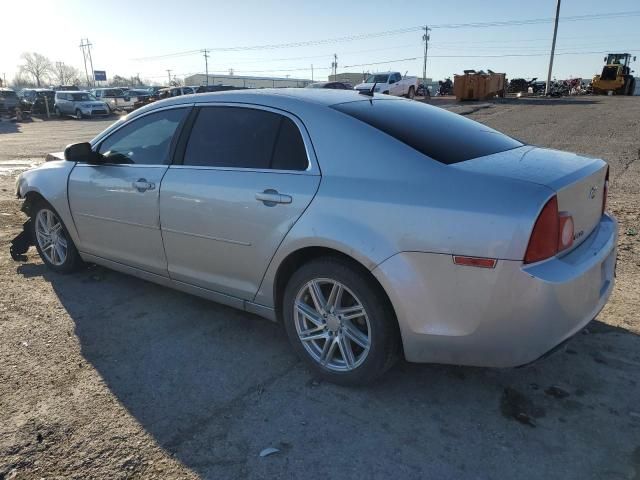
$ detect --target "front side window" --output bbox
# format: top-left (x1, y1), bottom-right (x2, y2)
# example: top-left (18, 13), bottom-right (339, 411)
top-left (183, 107), bottom-right (308, 171)
top-left (71, 93), bottom-right (92, 101)
top-left (97, 108), bottom-right (187, 165)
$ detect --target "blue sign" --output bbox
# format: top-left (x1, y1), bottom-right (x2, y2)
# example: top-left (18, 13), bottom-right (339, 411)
top-left (94, 70), bottom-right (107, 81)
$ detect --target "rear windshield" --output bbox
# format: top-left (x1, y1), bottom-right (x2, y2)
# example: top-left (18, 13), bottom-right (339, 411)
top-left (331, 99), bottom-right (523, 164)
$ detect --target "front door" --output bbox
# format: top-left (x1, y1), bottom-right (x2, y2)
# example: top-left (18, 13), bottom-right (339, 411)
top-left (68, 106), bottom-right (188, 275)
top-left (160, 105), bottom-right (320, 300)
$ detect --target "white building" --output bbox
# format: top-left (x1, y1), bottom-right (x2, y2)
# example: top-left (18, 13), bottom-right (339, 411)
top-left (184, 74), bottom-right (312, 89)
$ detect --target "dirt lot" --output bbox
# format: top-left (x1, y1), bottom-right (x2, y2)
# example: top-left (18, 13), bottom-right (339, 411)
top-left (0, 98), bottom-right (639, 480)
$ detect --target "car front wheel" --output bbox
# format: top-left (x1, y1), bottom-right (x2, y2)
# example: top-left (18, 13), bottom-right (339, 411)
top-left (31, 202), bottom-right (82, 273)
top-left (283, 257), bottom-right (399, 385)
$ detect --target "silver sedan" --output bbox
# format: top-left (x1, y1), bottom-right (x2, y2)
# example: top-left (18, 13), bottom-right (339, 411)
top-left (14, 89), bottom-right (617, 384)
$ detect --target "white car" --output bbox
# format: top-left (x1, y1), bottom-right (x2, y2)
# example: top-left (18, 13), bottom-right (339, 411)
top-left (355, 72), bottom-right (418, 99)
top-left (91, 88), bottom-right (138, 112)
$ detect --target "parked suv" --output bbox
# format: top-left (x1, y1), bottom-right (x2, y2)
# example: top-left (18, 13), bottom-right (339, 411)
top-left (0, 88), bottom-right (19, 115)
top-left (90, 88), bottom-right (137, 112)
top-left (19, 89), bottom-right (55, 114)
top-left (54, 91), bottom-right (110, 119)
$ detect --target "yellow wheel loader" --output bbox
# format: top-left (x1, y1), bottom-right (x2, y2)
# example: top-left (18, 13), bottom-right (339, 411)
top-left (592, 53), bottom-right (636, 95)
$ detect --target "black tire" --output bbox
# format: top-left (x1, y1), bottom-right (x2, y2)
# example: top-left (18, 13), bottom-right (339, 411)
top-left (407, 86), bottom-right (415, 100)
top-left (627, 77), bottom-right (636, 96)
top-left (30, 200), bottom-right (83, 274)
top-left (282, 257), bottom-right (400, 385)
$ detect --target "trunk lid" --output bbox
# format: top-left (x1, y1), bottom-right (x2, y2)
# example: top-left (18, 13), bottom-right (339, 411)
top-left (453, 145), bottom-right (608, 252)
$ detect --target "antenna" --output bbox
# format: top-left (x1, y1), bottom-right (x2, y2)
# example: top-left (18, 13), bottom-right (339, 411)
top-left (359, 82), bottom-right (376, 97)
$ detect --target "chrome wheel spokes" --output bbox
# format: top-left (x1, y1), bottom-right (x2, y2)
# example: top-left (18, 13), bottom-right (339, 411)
top-left (294, 278), bottom-right (371, 372)
top-left (35, 209), bottom-right (68, 266)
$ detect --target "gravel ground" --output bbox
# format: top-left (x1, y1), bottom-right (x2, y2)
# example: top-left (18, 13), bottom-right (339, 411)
top-left (0, 98), bottom-right (639, 480)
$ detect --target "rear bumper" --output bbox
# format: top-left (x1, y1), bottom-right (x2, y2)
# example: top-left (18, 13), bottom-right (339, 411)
top-left (373, 214), bottom-right (617, 367)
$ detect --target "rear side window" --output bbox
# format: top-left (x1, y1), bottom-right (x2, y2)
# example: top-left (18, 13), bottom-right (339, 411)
top-left (331, 99), bottom-right (522, 164)
top-left (183, 107), bottom-right (308, 170)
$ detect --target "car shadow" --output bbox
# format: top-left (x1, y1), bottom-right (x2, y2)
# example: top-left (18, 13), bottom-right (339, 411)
top-left (15, 261), bottom-right (640, 479)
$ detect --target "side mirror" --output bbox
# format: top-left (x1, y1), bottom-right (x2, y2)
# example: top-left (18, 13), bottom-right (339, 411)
top-left (64, 142), bottom-right (103, 163)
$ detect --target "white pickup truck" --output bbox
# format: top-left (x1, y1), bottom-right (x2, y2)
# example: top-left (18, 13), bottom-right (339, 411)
top-left (354, 72), bottom-right (418, 99)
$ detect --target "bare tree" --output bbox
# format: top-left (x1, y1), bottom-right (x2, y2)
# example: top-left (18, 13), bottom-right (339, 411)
top-left (11, 72), bottom-right (36, 90)
top-left (53, 62), bottom-right (82, 86)
top-left (19, 52), bottom-right (53, 87)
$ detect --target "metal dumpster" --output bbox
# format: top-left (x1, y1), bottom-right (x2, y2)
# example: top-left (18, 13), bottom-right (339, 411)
top-left (454, 71), bottom-right (506, 101)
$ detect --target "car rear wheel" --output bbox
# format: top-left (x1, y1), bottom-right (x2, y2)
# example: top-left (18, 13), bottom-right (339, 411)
top-left (283, 257), bottom-right (399, 385)
top-left (407, 86), bottom-right (415, 99)
top-left (31, 202), bottom-right (82, 273)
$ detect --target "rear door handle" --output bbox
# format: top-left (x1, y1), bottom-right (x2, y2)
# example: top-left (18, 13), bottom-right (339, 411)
top-left (132, 178), bottom-right (155, 192)
top-left (255, 189), bottom-right (292, 206)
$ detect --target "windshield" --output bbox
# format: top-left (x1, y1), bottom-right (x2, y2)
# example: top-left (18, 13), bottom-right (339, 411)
top-left (71, 93), bottom-right (96, 101)
top-left (365, 74), bottom-right (390, 83)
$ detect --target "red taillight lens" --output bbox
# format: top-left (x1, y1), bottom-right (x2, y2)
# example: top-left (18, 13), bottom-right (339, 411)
top-left (524, 196), bottom-right (559, 264)
top-left (602, 166), bottom-right (609, 215)
top-left (524, 196), bottom-right (576, 264)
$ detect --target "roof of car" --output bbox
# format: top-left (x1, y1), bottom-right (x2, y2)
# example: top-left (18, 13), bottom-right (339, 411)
top-left (182, 88), bottom-right (397, 105)
top-left (126, 88), bottom-right (404, 121)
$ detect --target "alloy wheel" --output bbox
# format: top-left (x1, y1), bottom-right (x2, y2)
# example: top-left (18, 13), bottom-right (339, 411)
top-left (35, 209), bottom-right (68, 266)
top-left (294, 278), bottom-right (371, 372)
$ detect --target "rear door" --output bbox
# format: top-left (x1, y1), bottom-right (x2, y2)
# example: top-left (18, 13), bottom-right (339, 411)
top-left (160, 104), bottom-right (320, 300)
top-left (68, 106), bottom-right (189, 275)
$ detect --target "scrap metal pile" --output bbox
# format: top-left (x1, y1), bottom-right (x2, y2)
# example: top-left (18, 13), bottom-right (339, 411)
top-left (507, 77), bottom-right (591, 97)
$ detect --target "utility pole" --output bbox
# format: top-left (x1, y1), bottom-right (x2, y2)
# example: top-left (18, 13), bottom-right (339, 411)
top-left (79, 38), bottom-right (95, 87)
top-left (311, 64), bottom-right (314, 82)
top-left (79, 39), bottom-right (90, 86)
top-left (331, 53), bottom-right (338, 78)
top-left (422, 25), bottom-right (431, 86)
top-left (86, 39), bottom-right (95, 87)
top-left (545, 0), bottom-right (561, 96)
top-left (166, 69), bottom-right (172, 86)
top-left (202, 49), bottom-right (210, 85)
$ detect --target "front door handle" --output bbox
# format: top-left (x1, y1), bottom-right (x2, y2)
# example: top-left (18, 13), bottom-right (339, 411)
top-left (132, 178), bottom-right (155, 192)
top-left (255, 189), bottom-right (292, 206)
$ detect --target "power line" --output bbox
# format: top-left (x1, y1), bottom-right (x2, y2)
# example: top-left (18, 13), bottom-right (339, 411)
top-left (131, 10), bottom-right (640, 62)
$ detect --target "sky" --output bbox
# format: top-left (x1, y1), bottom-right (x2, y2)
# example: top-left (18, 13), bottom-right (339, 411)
top-left (1, 0), bottom-right (639, 86)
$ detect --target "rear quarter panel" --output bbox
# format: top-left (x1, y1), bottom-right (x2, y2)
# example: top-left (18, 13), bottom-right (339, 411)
top-left (253, 103), bottom-right (552, 308)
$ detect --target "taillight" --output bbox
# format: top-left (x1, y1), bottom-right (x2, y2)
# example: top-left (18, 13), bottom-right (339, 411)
top-left (602, 166), bottom-right (609, 215)
top-left (524, 196), bottom-right (576, 264)
top-left (524, 197), bottom-right (559, 264)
